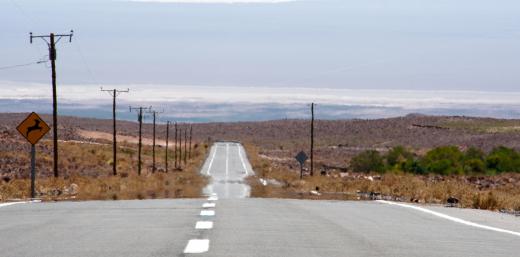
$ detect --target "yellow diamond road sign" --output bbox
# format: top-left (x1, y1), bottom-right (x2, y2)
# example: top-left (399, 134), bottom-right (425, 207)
top-left (16, 112), bottom-right (50, 145)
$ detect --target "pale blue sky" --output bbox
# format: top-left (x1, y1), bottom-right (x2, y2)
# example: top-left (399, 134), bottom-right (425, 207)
top-left (2, 0), bottom-right (520, 91)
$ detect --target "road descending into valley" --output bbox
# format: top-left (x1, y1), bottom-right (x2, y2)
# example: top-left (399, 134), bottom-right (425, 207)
top-left (0, 142), bottom-right (519, 257)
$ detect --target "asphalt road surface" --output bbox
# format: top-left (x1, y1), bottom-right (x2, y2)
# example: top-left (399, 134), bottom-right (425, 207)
top-left (201, 142), bottom-right (253, 199)
top-left (1, 142), bottom-right (519, 257)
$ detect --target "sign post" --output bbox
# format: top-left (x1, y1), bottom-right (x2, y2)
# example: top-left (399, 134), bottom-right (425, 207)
top-left (16, 112), bottom-right (50, 199)
top-left (295, 151), bottom-right (309, 180)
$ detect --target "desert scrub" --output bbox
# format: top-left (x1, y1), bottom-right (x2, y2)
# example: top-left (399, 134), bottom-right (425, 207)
top-left (0, 138), bottom-right (208, 201)
top-left (245, 143), bottom-right (520, 211)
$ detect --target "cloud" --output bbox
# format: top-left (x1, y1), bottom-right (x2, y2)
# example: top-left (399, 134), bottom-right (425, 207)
top-left (3, 81), bottom-right (520, 110)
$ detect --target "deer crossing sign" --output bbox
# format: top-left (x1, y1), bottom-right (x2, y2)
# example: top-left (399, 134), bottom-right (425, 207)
top-left (16, 112), bottom-right (50, 145)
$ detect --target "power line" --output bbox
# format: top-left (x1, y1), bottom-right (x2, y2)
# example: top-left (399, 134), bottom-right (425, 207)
top-left (73, 36), bottom-right (101, 86)
top-left (0, 58), bottom-right (47, 71)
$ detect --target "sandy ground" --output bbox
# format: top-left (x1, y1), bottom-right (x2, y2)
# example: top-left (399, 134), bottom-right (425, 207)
top-left (77, 129), bottom-right (179, 147)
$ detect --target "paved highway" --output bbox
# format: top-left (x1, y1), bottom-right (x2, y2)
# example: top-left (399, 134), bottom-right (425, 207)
top-left (0, 142), bottom-right (519, 257)
top-left (201, 142), bottom-right (253, 199)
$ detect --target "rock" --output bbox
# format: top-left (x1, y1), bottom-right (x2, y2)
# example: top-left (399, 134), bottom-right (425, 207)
top-left (63, 183), bottom-right (79, 195)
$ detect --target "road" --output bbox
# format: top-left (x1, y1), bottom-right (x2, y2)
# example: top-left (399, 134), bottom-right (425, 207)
top-left (201, 142), bottom-right (253, 199)
top-left (0, 142), bottom-right (519, 257)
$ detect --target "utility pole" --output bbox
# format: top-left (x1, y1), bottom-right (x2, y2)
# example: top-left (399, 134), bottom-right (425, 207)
top-left (165, 121), bottom-right (170, 173)
top-left (310, 102), bottom-right (315, 176)
top-left (179, 123), bottom-right (183, 168)
top-left (30, 30), bottom-right (73, 178)
top-left (188, 124), bottom-right (193, 159)
top-left (184, 126), bottom-right (188, 165)
top-left (174, 122), bottom-right (178, 169)
top-left (101, 87), bottom-right (129, 176)
top-left (146, 109), bottom-right (162, 173)
top-left (130, 106), bottom-right (151, 175)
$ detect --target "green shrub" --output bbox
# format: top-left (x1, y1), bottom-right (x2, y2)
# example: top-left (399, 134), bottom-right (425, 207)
top-left (486, 146), bottom-right (520, 173)
top-left (420, 146), bottom-right (463, 175)
top-left (386, 146), bottom-right (413, 169)
top-left (350, 150), bottom-right (385, 173)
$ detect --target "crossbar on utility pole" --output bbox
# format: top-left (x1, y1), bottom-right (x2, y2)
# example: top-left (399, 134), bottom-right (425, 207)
top-left (130, 106), bottom-right (151, 175)
top-left (101, 87), bottom-right (129, 176)
top-left (30, 30), bottom-right (73, 178)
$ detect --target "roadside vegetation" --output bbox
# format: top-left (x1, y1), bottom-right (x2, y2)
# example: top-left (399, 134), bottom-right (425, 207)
top-left (351, 145), bottom-right (520, 175)
top-left (246, 144), bottom-right (520, 212)
top-left (0, 137), bottom-right (208, 201)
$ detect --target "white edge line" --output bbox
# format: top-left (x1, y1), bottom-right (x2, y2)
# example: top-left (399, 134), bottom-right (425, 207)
top-left (183, 239), bottom-right (210, 254)
top-left (237, 144), bottom-right (250, 175)
top-left (377, 200), bottom-right (520, 238)
top-left (225, 143), bottom-right (229, 177)
top-left (206, 144), bottom-right (218, 175)
top-left (0, 200), bottom-right (39, 208)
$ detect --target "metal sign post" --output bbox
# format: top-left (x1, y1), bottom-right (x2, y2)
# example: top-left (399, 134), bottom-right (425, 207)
top-left (17, 112), bottom-right (50, 199)
top-left (295, 151), bottom-right (309, 180)
top-left (30, 144), bottom-right (36, 198)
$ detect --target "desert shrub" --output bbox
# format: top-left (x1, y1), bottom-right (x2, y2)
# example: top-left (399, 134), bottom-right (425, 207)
top-left (385, 146), bottom-right (414, 170)
top-left (402, 158), bottom-right (426, 174)
top-left (486, 146), bottom-right (520, 173)
top-left (464, 159), bottom-right (486, 173)
top-left (420, 146), bottom-right (464, 175)
top-left (350, 150), bottom-right (385, 173)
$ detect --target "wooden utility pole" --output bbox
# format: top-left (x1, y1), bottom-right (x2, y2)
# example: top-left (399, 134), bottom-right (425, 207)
top-left (174, 122), bottom-right (178, 169)
top-left (184, 126), bottom-right (188, 165)
top-left (147, 110), bottom-right (162, 173)
top-left (179, 123), bottom-right (183, 167)
top-left (30, 30), bottom-right (73, 178)
top-left (310, 102), bottom-right (315, 176)
top-left (165, 121), bottom-right (170, 172)
top-left (188, 124), bottom-right (193, 159)
top-left (130, 106), bottom-right (150, 175)
top-left (101, 88), bottom-right (129, 176)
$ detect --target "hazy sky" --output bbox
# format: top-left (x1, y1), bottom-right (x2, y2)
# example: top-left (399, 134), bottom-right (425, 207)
top-left (2, 0), bottom-right (520, 91)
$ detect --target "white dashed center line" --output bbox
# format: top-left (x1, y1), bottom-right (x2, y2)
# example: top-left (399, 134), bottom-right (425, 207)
top-left (200, 210), bottom-right (215, 216)
top-left (202, 202), bottom-right (216, 208)
top-left (195, 221), bottom-right (214, 230)
top-left (184, 239), bottom-right (210, 254)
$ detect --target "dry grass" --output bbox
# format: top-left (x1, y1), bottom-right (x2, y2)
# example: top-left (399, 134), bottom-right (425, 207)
top-left (0, 136), bottom-right (208, 201)
top-left (245, 144), bottom-right (520, 211)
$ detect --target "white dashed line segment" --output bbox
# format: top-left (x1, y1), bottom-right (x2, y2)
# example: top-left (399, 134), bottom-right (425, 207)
top-left (195, 221), bottom-right (214, 230)
top-left (208, 196), bottom-right (218, 201)
top-left (200, 210), bottom-right (215, 216)
top-left (202, 202), bottom-right (216, 208)
top-left (184, 239), bottom-right (210, 254)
